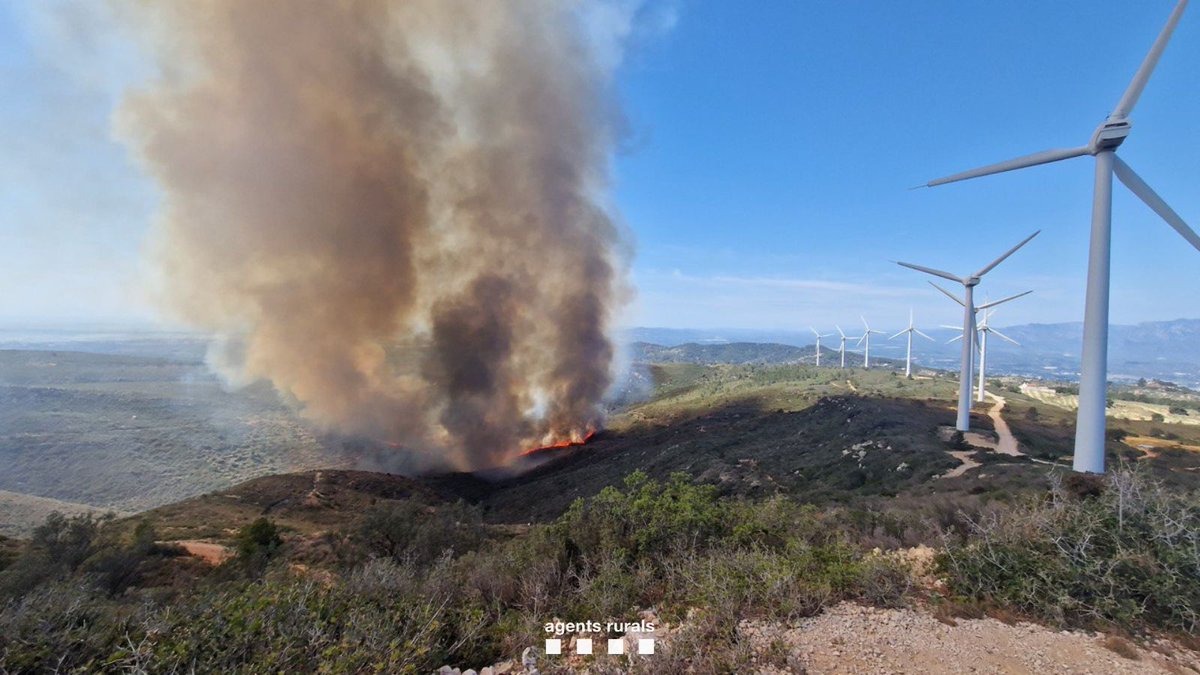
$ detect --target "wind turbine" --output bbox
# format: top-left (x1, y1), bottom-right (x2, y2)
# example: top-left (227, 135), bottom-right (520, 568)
top-left (936, 283), bottom-right (1031, 403)
top-left (890, 308), bottom-right (933, 377)
top-left (835, 325), bottom-right (860, 368)
top-left (857, 316), bottom-right (885, 369)
top-left (945, 306), bottom-right (1023, 402)
top-left (918, 0), bottom-right (1200, 473)
top-left (896, 231), bottom-right (1039, 432)
top-left (810, 327), bottom-right (832, 367)
top-left (972, 309), bottom-right (1021, 403)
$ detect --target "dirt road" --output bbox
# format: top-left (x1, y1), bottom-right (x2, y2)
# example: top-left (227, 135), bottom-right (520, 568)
top-left (743, 601), bottom-right (1199, 674)
top-left (173, 540), bottom-right (233, 565)
top-left (941, 450), bottom-right (981, 478)
top-left (985, 394), bottom-right (1021, 456)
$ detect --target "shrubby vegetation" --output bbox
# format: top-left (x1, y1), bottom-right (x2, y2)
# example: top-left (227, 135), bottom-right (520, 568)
top-left (1, 467), bottom-right (1196, 672)
top-left (0, 472), bottom-right (913, 673)
top-left (938, 466), bottom-right (1200, 634)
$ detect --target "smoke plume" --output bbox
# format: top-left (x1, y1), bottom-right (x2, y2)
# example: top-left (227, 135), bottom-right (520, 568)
top-left (118, 1), bottom-right (629, 470)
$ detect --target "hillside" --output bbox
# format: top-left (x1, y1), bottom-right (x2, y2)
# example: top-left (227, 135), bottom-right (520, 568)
top-left (0, 490), bottom-right (127, 539)
top-left (116, 359), bottom-right (1200, 537)
top-left (3, 357), bottom-right (1200, 673)
top-left (5, 344), bottom-right (1200, 538)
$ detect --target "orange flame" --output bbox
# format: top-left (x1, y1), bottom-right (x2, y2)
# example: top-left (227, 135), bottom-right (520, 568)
top-left (518, 429), bottom-right (597, 457)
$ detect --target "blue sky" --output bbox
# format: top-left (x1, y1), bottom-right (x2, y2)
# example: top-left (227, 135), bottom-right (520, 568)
top-left (3, 1), bottom-right (1199, 333)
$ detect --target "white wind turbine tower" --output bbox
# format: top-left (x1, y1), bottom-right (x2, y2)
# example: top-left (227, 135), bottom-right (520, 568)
top-left (918, 0), bottom-right (1200, 473)
top-left (946, 306), bottom-right (1024, 402)
top-left (835, 325), bottom-right (860, 369)
top-left (896, 230), bottom-right (1039, 432)
top-left (932, 283), bottom-right (1033, 403)
top-left (890, 308), bottom-right (933, 377)
top-left (810, 327), bottom-right (833, 367)
top-left (857, 316), bottom-right (885, 369)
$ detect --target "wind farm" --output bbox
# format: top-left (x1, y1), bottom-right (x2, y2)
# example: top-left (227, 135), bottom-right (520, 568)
top-left (917, 0), bottom-right (1200, 472)
top-left (895, 231), bottom-right (1040, 431)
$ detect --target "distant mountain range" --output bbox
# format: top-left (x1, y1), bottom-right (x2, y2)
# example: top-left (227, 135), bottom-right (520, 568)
top-left (628, 341), bottom-right (896, 370)
top-left (624, 319), bottom-right (1200, 387)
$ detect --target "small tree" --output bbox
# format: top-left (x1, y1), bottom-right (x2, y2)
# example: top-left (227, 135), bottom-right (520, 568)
top-left (31, 512), bottom-right (104, 573)
top-left (236, 518), bottom-right (282, 568)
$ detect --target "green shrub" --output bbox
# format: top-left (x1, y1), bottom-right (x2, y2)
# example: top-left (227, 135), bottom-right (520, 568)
top-left (555, 471), bottom-right (729, 563)
top-left (235, 518), bottom-right (283, 571)
top-left (32, 512), bottom-right (106, 574)
top-left (0, 512), bottom-right (125, 599)
top-left (355, 500), bottom-right (484, 568)
top-left (937, 467), bottom-right (1200, 634)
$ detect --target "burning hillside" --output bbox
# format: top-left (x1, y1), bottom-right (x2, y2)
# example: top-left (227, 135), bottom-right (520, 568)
top-left (116, 0), bottom-right (628, 469)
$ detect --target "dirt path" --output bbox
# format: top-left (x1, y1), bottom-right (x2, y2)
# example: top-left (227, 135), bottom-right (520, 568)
top-left (985, 394), bottom-right (1021, 456)
top-left (845, 380), bottom-right (858, 392)
top-left (935, 396), bottom-right (1022, 479)
top-left (941, 450), bottom-right (980, 478)
top-left (172, 540), bottom-right (233, 565)
top-left (742, 601), bottom-right (1199, 674)
top-left (1123, 435), bottom-right (1200, 461)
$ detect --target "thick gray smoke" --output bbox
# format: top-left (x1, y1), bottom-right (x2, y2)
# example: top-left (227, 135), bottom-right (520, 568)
top-left (117, 1), bottom-right (628, 470)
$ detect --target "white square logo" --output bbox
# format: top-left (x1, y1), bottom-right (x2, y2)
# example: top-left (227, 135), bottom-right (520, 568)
top-left (576, 638), bottom-right (593, 655)
top-left (545, 638), bottom-right (561, 655)
top-left (638, 638), bottom-right (655, 655)
top-left (607, 638), bottom-right (625, 655)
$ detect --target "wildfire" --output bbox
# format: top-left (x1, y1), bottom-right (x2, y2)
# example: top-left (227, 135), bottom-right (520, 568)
top-left (518, 429), bottom-right (597, 457)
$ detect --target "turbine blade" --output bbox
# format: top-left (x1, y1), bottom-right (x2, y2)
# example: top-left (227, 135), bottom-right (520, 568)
top-left (948, 335), bottom-right (963, 344)
top-left (914, 328), bottom-right (934, 341)
top-left (889, 330), bottom-right (906, 339)
top-left (929, 281), bottom-right (966, 307)
top-left (1113, 156), bottom-right (1200, 253)
top-left (836, 324), bottom-right (845, 338)
top-left (926, 146), bottom-right (1090, 188)
top-left (977, 289), bottom-right (1034, 310)
top-left (939, 324), bottom-right (962, 330)
top-left (974, 230), bottom-right (1040, 277)
top-left (990, 328), bottom-right (1020, 346)
top-left (861, 315), bottom-right (871, 331)
top-left (810, 326), bottom-right (819, 337)
top-left (1111, 0), bottom-right (1190, 119)
top-left (896, 261), bottom-right (961, 283)
top-left (856, 334), bottom-right (867, 346)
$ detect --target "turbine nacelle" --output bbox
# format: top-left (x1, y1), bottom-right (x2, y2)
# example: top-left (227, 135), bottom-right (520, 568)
top-left (1089, 118), bottom-right (1132, 153)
